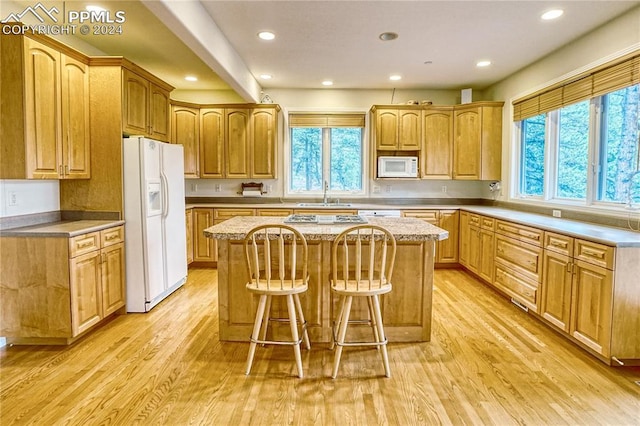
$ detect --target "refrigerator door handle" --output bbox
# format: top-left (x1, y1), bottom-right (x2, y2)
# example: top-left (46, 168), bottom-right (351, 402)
top-left (160, 172), bottom-right (169, 218)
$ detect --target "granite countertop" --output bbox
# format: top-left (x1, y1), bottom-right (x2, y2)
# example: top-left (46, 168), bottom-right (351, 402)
top-left (0, 220), bottom-right (125, 238)
top-left (204, 216), bottom-right (448, 242)
top-left (461, 207), bottom-right (640, 248)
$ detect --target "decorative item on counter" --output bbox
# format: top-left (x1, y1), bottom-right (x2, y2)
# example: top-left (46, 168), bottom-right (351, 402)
top-left (240, 182), bottom-right (265, 197)
top-left (420, 100), bottom-right (433, 105)
top-left (260, 93), bottom-right (274, 104)
top-left (406, 99), bottom-right (419, 105)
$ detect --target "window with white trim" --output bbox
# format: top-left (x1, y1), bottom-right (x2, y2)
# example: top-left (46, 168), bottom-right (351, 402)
top-left (514, 54), bottom-right (640, 208)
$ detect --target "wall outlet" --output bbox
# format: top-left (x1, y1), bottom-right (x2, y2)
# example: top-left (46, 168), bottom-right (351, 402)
top-left (552, 210), bottom-right (562, 218)
top-left (385, 185), bottom-right (392, 193)
top-left (8, 191), bottom-right (18, 206)
top-left (214, 184), bottom-right (222, 192)
top-left (266, 184), bottom-right (273, 193)
top-left (190, 183), bottom-right (198, 192)
top-left (441, 185), bottom-right (447, 193)
top-left (372, 185), bottom-right (380, 194)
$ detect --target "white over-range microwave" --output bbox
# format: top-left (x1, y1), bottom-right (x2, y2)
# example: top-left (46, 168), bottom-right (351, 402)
top-left (378, 156), bottom-right (418, 178)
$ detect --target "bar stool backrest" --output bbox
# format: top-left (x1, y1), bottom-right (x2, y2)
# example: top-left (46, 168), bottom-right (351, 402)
top-left (244, 224), bottom-right (308, 290)
top-left (331, 224), bottom-right (396, 291)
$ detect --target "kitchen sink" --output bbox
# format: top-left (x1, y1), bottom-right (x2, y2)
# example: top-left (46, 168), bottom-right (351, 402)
top-left (296, 202), bottom-right (352, 207)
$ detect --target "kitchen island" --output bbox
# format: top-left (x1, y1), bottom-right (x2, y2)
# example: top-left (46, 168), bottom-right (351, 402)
top-left (204, 215), bottom-right (448, 343)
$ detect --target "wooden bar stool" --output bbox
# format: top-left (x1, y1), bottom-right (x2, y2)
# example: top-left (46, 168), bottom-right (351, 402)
top-left (243, 224), bottom-right (311, 378)
top-left (330, 224), bottom-right (396, 378)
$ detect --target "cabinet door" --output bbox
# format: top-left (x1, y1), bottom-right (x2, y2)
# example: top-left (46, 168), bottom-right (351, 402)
top-left (185, 209), bottom-right (194, 264)
top-left (375, 109), bottom-right (398, 150)
top-left (69, 250), bottom-right (103, 336)
top-left (226, 108), bottom-right (250, 178)
top-left (23, 37), bottom-right (62, 179)
top-left (101, 242), bottom-right (126, 317)
top-left (459, 211), bottom-right (470, 267)
top-left (467, 225), bottom-right (481, 274)
top-left (570, 260), bottom-right (613, 357)
top-left (541, 250), bottom-right (573, 332)
top-left (149, 83), bottom-right (170, 142)
top-left (398, 109), bottom-right (421, 150)
top-left (422, 109), bottom-right (453, 179)
top-left (60, 54), bottom-right (90, 179)
top-left (193, 208), bottom-right (215, 262)
top-left (251, 108), bottom-right (276, 178)
top-left (453, 107), bottom-right (481, 180)
top-left (171, 105), bottom-right (200, 177)
top-left (437, 210), bottom-right (459, 263)
top-left (478, 228), bottom-right (495, 282)
top-left (200, 108), bottom-right (225, 178)
top-left (122, 68), bottom-right (149, 135)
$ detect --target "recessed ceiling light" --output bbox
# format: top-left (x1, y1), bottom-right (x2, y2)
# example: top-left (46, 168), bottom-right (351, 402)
top-left (260, 74), bottom-right (273, 80)
top-left (322, 80), bottom-right (334, 86)
top-left (541, 9), bottom-right (564, 20)
top-left (379, 32), bottom-right (398, 41)
top-left (389, 75), bottom-right (402, 81)
top-left (185, 75), bottom-right (198, 82)
top-left (86, 5), bottom-right (106, 12)
top-left (476, 60), bottom-right (492, 67)
top-left (258, 31), bottom-right (275, 40)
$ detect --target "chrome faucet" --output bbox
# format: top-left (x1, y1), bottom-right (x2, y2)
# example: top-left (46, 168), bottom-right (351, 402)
top-left (323, 180), bottom-right (329, 204)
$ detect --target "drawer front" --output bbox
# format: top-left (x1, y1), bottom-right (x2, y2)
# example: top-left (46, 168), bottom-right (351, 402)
top-left (575, 239), bottom-right (614, 269)
top-left (403, 210), bottom-right (438, 224)
top-left (69, 232), bottom-right (100, 257)
top-left (494, 263), bottom-right (539, 312)
top-left (494, 234), bottom-right (543, 283)
top-left (214, 208), bottom-right (256, 220)
top-left (256, 209), bottom-right (294, 217)
top-left (544, 232), bottom-right (574, 257)
top-left (495, 220), bottom-right (543, 246)
top-left (480, 216), bottom-right (495, 231)
top-left (101, 226), bottom-right (124, 247)
top-left (468, 213), bottom-right (481, 227)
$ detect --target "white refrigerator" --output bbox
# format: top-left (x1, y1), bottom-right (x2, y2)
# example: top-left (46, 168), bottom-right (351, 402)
top-left (123, 136), bottom-right (188, 312)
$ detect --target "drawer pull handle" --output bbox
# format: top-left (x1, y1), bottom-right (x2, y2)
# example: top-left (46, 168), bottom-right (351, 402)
top-left (105, 234), bottom-right (118, 241)
top-left (77, 241), bottom-right (94, 249)
top-left (582, 248), bottom-right (602, 257)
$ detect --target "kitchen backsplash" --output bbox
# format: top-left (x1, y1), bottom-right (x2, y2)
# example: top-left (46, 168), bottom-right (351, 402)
top-left (0, 180), bottom-right (59, 218)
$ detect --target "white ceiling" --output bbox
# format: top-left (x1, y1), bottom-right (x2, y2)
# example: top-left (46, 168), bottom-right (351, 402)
top-left (3, 0), bottom-right (638, 95)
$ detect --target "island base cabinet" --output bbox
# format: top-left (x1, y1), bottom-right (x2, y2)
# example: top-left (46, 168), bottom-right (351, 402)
top-left (217, 240), bottom-right (434, 343)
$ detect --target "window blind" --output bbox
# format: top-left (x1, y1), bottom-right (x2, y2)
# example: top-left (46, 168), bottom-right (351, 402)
top-left (289, 113), bottom-right (365, 128)
top-left (513, 52), bottom-right (640, 121)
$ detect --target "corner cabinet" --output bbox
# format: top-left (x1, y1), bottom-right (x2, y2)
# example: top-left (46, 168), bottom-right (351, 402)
top-left (1, 33), bottom-right (90, 179)
top-left (453, 102), bottom-right (503, 180)
top-left (403, 210), bottom-right (459, 264)
top-left (192, 104), bottom-right (279, 179)
top-left (122, 67), bottom-right (171, 142)
top-left (0, 225), bottom-right (125, 345)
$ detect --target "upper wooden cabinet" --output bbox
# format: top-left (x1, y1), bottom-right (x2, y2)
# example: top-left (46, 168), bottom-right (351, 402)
top-left (453, 102), bottom-right (503, 181)
top-left (199, 108), bottom-right (225, 178)
top-left (226, 108), bottom-right (251, 178)
top-left (171, 102), bottom-right (200, 178)
top-left (422, 107), bottom-right (454, 179)
top-left (371, 107), bottom-right (422, 151)
top-left (122, 68), bottom-right (171, 142)
top-left (1, 34), bottom-right (90, 179)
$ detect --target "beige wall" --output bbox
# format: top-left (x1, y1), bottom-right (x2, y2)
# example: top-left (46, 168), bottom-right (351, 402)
top-left (484, 6), bottom-right (640, 214)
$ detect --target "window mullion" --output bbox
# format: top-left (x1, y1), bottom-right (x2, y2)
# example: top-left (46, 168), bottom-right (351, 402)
top-left (322, 128), bottom-right (331, 187)
top-left (544, 112), bottom-right (558, 201)
top-left (586, 99), bottom-right (602, 205)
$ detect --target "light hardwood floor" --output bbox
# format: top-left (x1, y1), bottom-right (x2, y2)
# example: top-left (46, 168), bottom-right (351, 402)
top-left (1, 268), bottom-right (638, 425)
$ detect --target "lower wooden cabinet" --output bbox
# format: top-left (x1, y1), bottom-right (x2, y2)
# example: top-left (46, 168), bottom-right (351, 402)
top-left (186, 208), bottom-right (193, 264)
top-left (402, 210), bottom-right (459, 264)
top-left (192, 208), bottom-right (215, 263)
top-left (0, 225), bottom-right (125, 344)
